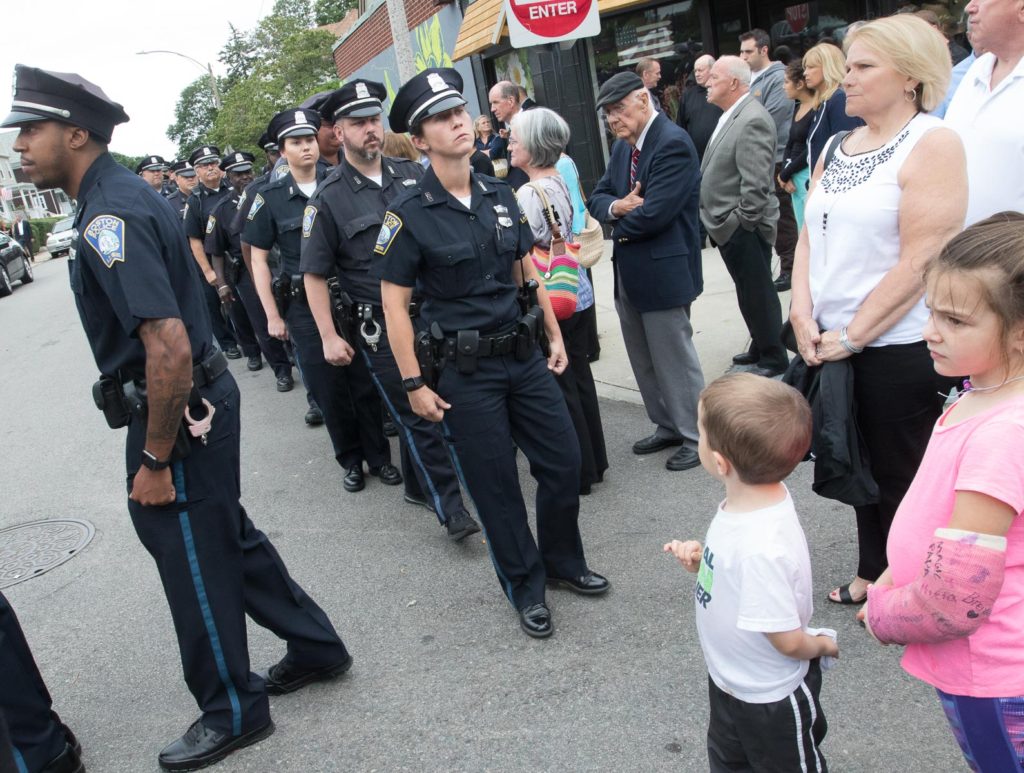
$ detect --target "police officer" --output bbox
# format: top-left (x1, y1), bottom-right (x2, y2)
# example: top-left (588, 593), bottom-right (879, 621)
top-left (135, 154), bottom-right (167, 192)
top-left (257, 131), bottom-right (280, 174)
top-left (0, 592), bottom-right (83, 773)
top-left (299, 91), bottom-right (341, 168)
top-left (183, 144), bottom-right (241, 359)
top-left (375, 69), bottom-right (609, 638)
top-left (206, 151), bottom-right (279, 373)
top-left (4, 65), bottom-right (353, 770)
top-left (245, 108), bottom-right (400, 491)
top-left (302, 81), bottom-right (480, 538)
top-left (165, 159), bottom-right (196, 219)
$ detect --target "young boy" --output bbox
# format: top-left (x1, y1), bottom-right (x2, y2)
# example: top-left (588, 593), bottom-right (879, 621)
top-left (664, 373), bottom-right (838, 772)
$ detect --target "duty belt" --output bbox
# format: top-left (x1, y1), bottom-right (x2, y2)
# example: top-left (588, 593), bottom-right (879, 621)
top-left (445, 329), bottom-right (519, 358)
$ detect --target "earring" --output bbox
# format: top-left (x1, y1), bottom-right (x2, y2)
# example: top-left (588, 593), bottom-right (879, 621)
top-left (905, 89), bottom-right (917, 103)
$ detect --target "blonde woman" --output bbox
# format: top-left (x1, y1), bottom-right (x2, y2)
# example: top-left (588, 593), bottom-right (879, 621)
top-left (473, 114), bottom-right (497, 157)
top-left (803, 42), bottom-right (863, 171)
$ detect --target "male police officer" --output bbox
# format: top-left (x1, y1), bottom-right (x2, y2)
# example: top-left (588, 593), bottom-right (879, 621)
top-left (375, 69), bottom-right (609, 638)
top-left (4, 65), bottom-right (353, 771)
top-left (302, 81), bottom-right (480, 538)
top-left (299, 91), bottom-right (341, 168)
top-left (245, 108), bottom-right (399, 492)
top-left (208, 151), bottom-right (291, 378)
top-left (165, 159), bottom-right (196, 219)
top-left (135, 154), bottom-right (168, 192)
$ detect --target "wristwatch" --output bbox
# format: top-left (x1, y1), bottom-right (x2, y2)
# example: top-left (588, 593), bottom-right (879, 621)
top-left (141, 449), bottom-right (172, 470)
top-left (402, 376), bottom-right (427, 392)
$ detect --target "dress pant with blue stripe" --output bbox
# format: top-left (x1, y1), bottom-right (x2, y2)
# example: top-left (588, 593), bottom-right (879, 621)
top-left (125, 372), bottom-right (348, 735)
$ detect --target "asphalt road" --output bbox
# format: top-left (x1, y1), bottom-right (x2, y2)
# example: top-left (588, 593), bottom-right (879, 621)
top-left (0, 259), bottom-right (966, 772)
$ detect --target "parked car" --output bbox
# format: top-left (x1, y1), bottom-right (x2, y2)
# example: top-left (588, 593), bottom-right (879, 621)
top-left (45, 216), bottom-right (75, 258)
top-left (0, 232), bottom-right (34, 296)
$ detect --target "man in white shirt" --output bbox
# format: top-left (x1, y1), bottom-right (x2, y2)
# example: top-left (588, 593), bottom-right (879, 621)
top-left (944, 0), bottom-right (1024, 225)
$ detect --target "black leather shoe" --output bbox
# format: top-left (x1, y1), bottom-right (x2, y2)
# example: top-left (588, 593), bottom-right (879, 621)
top-left (223, 346), bottom-right (242, 360)
top-left (259, 652), bottom-right (353, 695)
top-left (158, 718), bottom-right (274, 771)
top-left (304, 406), bottom-right (324, 426)
top-left (40, 743), bottom-right (83, 773)
top-left (731, 351), bottom-right (758, 365)
top-left (370, 463), bottom-right (402, 486)
top-left (666, 446), bottom-right (701, 471)
top-left (246, 354), bottom-right (263, 371)
top-left (774, 272), bottom-right (792, 292)
top-left (632, 435), bottom-right (684, 455)
top-left (343, 466), bottom-right (365, 492)
top-left (547, 571), bottom-right (610, 596)
top-left (518, 603), bottom-right (553, 638)
top-left (747, 364), bottom-right (787, 379)
top-left (276, 374), bottom-right (294, 392)
top-left (446, 509), bottom-right (481, 541)
top-left (404, 492), bottom-right (433, 511)
top-left (382, 416), bottom-right (398, 437)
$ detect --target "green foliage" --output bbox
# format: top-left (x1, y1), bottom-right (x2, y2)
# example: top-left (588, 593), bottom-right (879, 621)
top-left (313, 0), bottom-right (355, 26)
top-left (109, 151), bottom-right (144, 172)
top-left (28, 216), bottom-right (64, 246)
top-left (167, 76), bottom-right (220, 160)
top-left (219, 24), bottom-right (259, 90)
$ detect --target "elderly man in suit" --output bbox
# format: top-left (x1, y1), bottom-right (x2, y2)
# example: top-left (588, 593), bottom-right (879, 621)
top-left (700, 56), bottom-right (788, 377)
top-left (588, 72), bottom-right (704, 472)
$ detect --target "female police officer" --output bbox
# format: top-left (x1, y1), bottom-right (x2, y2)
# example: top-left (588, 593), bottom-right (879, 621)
top-left (375, 69), bottom-right (610, 639)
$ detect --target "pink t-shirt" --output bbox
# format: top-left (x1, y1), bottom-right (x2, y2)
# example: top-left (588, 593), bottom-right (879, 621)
top-left (886, 394), bottom-right (1024, 697)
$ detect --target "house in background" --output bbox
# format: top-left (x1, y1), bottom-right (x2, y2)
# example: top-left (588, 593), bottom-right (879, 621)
top-left (0, 129), bottom-right (74, 222)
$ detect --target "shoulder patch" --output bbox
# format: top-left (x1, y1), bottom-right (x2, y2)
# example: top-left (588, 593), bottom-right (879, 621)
top-left (247, 193), bottom-right (265, 220)
top-left (83, 215), bottom-right (126, 268)
top-left (302, 205), bottom-right (318, 239)
top-left (205, 215), bottom-right (217, 234)
top-left (373, 211), bottom-right (403, 256)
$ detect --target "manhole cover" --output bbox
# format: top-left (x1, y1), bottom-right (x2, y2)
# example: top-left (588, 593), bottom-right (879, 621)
top-left (0, 519), bottom-right (95, 589)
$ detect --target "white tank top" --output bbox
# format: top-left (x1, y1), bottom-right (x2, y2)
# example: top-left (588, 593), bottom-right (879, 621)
top-left (805, 113), bottom-right (942, 346)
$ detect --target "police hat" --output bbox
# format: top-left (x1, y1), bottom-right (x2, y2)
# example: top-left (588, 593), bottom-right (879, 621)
top-left (188, 145), bottom-right (221, 167)
top-left (299, 90), bottom-right (334, 120)
top-left (389, 69), bottom-right (465, 134)
top-left (268, 108), bottom-right (321, 144)
top-left (257, 131), bottom-right (278, 152)
top-left (135, 155), bottom-right (168, 174)
top-left (220, 151), bottom-right (255, 173)
top-left (169, 159), bottom-right (196, 177)
top-left (2, 64), bottom-right (129, 143)
top-left (322, 81), bottom-right (387, 121)
top-left (595, 72), bottom-right (645, 109)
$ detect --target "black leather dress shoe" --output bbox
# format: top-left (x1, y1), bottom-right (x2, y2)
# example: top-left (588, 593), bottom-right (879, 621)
top-left (304, 406), bottom-right (324, 426)
top-left (547, 570), bottom-right (610, 596)
top-left (382, 416), bottom-right (398, 437)
top-left (731, 351), bottom-right (758, 365)
top-left (774, 272), bottom-right (792, 292)
top-left (343, 466), bottom-right (365, 492)
top-left (369, 463), bottom-right (402, 486)
top-left (276, 374), bottom-right (294, 392)
top-left (246, 354), bottom-right (263, 371)
top-left (259, 652), bottom-right (353, 695)
top-left (223, 346), bottom-right (242, 360)
top-left (666, 446), bottom-right (701, 471)
top-left (632, 435), bottom-right (684, 455)
top-left (40, 743), bottom-right (83, 773)
top-left (518, 603), bottom-right (553, 638)
top-left (158, 718), bottom-right (274, 771)
top-left (747, 364), bottom-right (787, 379)
top-left (445, 509), bottom-right (481, 541)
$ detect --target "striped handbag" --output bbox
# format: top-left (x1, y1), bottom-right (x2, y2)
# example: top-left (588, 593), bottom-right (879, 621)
top-left (525, 182), bottom-right (580, 321)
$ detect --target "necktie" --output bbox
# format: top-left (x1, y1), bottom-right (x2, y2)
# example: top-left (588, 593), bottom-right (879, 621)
top-left (630, 146), bottom-right (640, 186)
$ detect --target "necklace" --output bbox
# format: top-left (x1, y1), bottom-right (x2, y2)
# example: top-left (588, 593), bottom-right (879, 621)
top-left (960, 374), bottom-right (1024, 394)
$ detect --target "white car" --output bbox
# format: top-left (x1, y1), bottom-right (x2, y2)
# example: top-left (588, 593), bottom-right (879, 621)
top-left (45, 217), bottom-right (74, 258)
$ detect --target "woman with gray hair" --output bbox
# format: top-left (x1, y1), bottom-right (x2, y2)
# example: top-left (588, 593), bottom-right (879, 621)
top-left (511, 107), bottom-right (608, 495)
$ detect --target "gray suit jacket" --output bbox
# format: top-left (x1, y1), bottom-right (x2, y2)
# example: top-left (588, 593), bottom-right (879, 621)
top-left (699, 95), bottom-right (779, 246)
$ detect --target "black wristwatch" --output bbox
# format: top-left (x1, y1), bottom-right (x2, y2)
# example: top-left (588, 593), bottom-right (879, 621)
top-left (141, 449), bottom-right (172, 471)
top-left (402, 376), bottom-right (427, 392)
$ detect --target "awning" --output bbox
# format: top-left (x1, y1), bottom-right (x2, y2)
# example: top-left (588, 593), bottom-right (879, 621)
top-left (452, 0), bottom-right (650, 61)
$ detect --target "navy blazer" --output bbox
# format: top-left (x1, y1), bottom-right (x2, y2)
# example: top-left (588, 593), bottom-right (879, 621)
top-left (588, 113), bottom-right (703, 312)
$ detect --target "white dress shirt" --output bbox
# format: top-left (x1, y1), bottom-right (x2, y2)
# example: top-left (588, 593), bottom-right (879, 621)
top-left (706, 92), bottom-right (749, 151)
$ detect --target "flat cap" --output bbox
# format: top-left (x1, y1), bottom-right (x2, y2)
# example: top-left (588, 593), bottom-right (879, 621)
top-left (388, 68), bottom-right (465, 134)
top-left (188, 145), bottom-right (221, 166)
top-left (268, 108), bottom-right (321, 144)
top-left (220, 151), bottom-right (255, 173)
top-left (322, 81), bottom-right (387, 120)
top-left (595, 72), bottom-right (645, 108)
top-left (135, 155), bottom-right (168, 174)
top-left (2, 64), bottom-right (129, 143)
top-left (169, 159), bottom-right (196, 177)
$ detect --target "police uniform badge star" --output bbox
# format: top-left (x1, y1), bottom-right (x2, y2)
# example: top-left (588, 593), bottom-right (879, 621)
top-left (494, 204), bottom-right (513, 228)
top-left (302, 205), bottom-right (317, 238)
top-left (374, 212), bottom-right (403, 256)
top-left (84, 215), bottom-right (126, 268)
top-left (236, 191), bottom-right (247, 211)
top-left (205, 216), bottom-right (217, 234)
top-left (247, 193), bottom-right (265, 220)
top-left (427, 73), bottom-right (447, 93)
top-left (356, 82), bottom-right (370, 99)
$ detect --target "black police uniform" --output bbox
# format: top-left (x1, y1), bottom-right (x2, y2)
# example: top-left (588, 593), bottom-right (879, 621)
top-left (244, 163), bottom-right (393, 474)
top-left (207, 187), bottom-right (291, 376)
top-left (374, 163), bottom-right (591, 610)
top-left (165, 187), bottom-right (189, 219)
top-left (69, 152), bottom-right (349, 737)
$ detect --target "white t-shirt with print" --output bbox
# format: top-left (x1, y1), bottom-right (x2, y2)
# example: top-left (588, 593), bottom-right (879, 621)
top-left (694, 490), bottom-right (814, 703)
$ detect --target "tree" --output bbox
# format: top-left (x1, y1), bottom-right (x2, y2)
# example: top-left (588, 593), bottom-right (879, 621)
top-left (219, 24), bottom-right (258, 90)
top-left (109, 151), bottom-right (144, 172)
top-left (313, 0), bottom-right (355, 26)
top-left (167, 76), bottom-right (220, 160)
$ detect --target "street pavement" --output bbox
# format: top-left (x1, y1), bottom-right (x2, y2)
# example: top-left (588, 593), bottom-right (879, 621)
top-left (0, 254), bottom-right (965, 772)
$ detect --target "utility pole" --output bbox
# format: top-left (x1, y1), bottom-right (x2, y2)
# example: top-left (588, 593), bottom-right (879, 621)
top-left (384, 0), bottom-right (417, 84)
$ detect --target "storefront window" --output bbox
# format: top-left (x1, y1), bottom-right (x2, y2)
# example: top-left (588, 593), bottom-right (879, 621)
top-left (592, 1), bottom-right (702, 122)
top-left (753, 1), bottom-right (870, 55)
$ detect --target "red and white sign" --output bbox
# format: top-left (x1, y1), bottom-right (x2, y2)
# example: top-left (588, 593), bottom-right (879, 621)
top-left (785, 3), bottom-right (811, 34)
top-left (504, 0), bottom-right (601, 48)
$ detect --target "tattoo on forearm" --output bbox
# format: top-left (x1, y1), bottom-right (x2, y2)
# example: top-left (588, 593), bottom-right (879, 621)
top-left (139, 318), bottom-right (193, 448)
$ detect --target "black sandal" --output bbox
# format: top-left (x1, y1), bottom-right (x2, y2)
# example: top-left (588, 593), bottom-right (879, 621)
top-left (828, 583), bottom-right (866, 605)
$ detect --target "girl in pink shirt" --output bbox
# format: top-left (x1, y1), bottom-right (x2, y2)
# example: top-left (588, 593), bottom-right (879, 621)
top-left (860, 213), bottom-right (1024, 772)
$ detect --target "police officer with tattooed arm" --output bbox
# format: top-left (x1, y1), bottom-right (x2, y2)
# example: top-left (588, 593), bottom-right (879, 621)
top-left (5, 65), bottom-right (352, 772)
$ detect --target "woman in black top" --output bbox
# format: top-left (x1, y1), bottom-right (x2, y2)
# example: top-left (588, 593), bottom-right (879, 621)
top-left (777, 61), bottom-right (818, 235)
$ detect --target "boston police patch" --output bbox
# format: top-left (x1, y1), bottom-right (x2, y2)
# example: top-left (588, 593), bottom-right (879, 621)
top-left (373, 211), bottom-right (403, 256)
top-left (302, 205), bottom-right (317, 239)
top-left (83, 215), bottom-right (126, 268)
top-left (205, 215), bottom-right (217, 234)
top-left (247, 193), bottom-right (265, 220)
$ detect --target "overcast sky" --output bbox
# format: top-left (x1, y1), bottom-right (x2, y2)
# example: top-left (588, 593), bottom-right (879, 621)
top-left (1, 0), bottom-right (276, 160)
